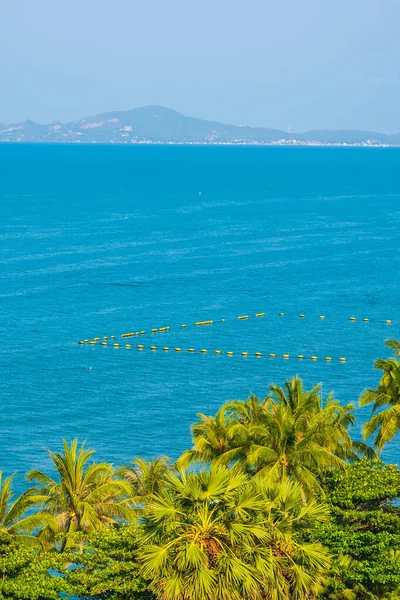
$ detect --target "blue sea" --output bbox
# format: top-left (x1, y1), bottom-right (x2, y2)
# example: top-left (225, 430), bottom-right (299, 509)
top-left (1, 144), bottom-right (399, 483)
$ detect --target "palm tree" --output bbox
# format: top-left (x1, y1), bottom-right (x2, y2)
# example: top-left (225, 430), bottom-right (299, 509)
top-left (118, 456), bottom-right (171, 502)
top-left (360, 340), bottom-right (400, 452)
top-left (0, 472), bottom-right (47, 546)
top-left (27, 439), bottom-right (133, 551)
top-left (183, 377), bottom-right (372, 497)
top-left (177, 405), bottom-right (243, 468)
top-left (139, 465), bottom-right (330, 600)
top-left (386, 339), bottom-right (400, 356)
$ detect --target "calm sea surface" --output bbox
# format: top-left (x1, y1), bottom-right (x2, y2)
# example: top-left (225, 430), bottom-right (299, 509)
top-left (1, 144), bottom-right (399, 483)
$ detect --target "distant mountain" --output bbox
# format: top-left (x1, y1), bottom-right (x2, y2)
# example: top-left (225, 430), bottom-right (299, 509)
top-left (0, 106), bottom-right (398, 145)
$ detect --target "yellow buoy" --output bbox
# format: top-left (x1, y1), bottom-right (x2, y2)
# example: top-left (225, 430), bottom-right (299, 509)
top-left (279, 312), bottom-right (284, 316)
top-left (270, 353), bottom-right (276, 357)
top-left (227, 351), bottom-right (234, 356)
top-left (78, 341), bottom-right (84, 345)
top-left (103, 336), bottom-right (108, 340)
top-left (238, 315), bottom-right (249, 320)
top-left (255, 352), bottom-right (262, 357)
top-left (339, 357), bottom-right (346, 362)
top-left (311, 356), bottom-right (317, 360)
top-left (386, 319), bottom-right (392, 324)
top-left (319, 315), bottom-right (325, 319)
top-left (221, 319), bottom-right (226, 322)
top-left (181, 324), bottom-right (187, 328)
top-left (125, 344), bottom-right (131, 348)
top-left (255, 313), bottom-right (265, 317)
top-left (93, 337), bottom-right (100, 341)
top-left (150, 346), bottom-right (157, 350)
top-left (215, 350), bottom-right (221, 354)
top-left (283, 354), bottom-right (290, 359)
top-left (188, 348), bottom-right (195, 352)
top-left (297, 355), bottom-right (304, 359)
top-left (137, 344), bottom-right (144, 349)
top-left (241, 352), bottom-right (248, 356)
top-left (111, 335), bottom-right (115, 339)
top-left (102, 342), bottom-right (108, 346)
top-left (349, 317), bottom-right (356, 321)
top-left (113, 343), bottom-right (119, 347)
top-left (299, 314), bottom-right (305, 318)
top-left (151, 328), bottom-right (158, 333)
top-left (84, 339), bottom-right (89, 343)
top-left (363, 318), bottom-right (369, 322)
top-left (141, 331), bottom-right (146, 335)
top-left (89, 341), bottom-right (96, 345)
top-left (175, 348), bottom-right (181, 352)
top-left (325, 357), bottom-right (332, 361)
top-left (201, 349), bottom-right (208, 353)
top-left (163, 347), bottom-right (169, 351)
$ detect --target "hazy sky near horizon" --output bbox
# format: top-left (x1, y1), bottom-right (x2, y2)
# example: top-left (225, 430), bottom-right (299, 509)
top-left (1, 0), bottom-right (399, 132)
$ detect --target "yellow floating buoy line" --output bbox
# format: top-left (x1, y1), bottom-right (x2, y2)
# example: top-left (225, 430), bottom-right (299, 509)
top-left (79, 341), bottom-right (347, 362)
top-left (78, 310), bottom-right (393, 346)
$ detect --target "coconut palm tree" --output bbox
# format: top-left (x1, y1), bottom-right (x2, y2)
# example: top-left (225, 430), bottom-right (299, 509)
top-left (0, 472), bottom-right (48, 546)
top-left (27, 439), bottom-right (134, 551)
top-left (360, 340), bottom-right (400, 452)
top-left (139, 465), bottom-right (330, 600)
top-left (117, 456), bottom-right (171, 502)
top-left (386, 339), bottom-right (400, 356)
top-left (177, 405), bottom-right (243, 468)
top-left (183, 377), bottom-right (372, 497)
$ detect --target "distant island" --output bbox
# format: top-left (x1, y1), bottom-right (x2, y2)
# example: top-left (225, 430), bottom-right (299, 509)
top-left (0, 105), bottom-right (399, 146)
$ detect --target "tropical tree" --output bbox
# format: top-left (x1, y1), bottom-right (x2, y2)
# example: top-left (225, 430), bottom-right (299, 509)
top-left (118, 456), bottom-right (171, 504)
top-left (360, 340), bottom-right (400, 452)
top-left (139, 464), bottom-right (331, 600)
top-left (181, 377), bottom-right (372, 497)
top-left (62, 527), bottom-right (153, 599)
top-left (0, 532), bottom-right (69, 599)
top-left (386, 339), bottom-right (400, 356)
top-left (27, 439), bottom-right (133, 551)
top-left (177, 405), bottom-right (241, 468)
top-left (0, 472), bottom-right (47, 546)
top-left (316, 459), bottom-right (400, 600)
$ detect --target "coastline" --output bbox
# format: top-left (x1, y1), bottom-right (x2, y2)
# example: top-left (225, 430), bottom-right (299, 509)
top-left (0, 139), bottom-right (399, 147)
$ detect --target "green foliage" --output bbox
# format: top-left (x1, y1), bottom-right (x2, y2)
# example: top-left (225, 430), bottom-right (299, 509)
top-left (316, 459), bottom-right (400, 600)
top-left (0, 532), bottom-right (68, 599)
top-left (180, 377), bottom-right (373, 498)
top-left (27, 439), bottom-right (134, 551)
top-left (360, 340), bottom-right (400, 452)
top-left (0, 366), bottom-right (398, 599)
top-left (139, 464), bottom-right (330, 600)
top-left (63, 527), bottom-right (154, 599)
top-left (117, 456), bottom-right (172, 506)
top-left (0, 472), bottom-right (48, 546)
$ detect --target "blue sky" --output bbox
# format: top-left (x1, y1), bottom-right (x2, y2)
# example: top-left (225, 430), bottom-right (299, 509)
top-left (0, 0), bottom-right (399, 132)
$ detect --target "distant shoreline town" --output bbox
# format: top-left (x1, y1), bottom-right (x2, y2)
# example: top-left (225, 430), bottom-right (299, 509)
top-left (1, 140), bottom-right (397, 148)
top-left (1, 105), bottom-right (399, 147)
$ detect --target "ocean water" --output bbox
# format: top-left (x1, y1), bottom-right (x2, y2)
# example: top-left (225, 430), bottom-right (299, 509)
top-left (0, 144), bottom-right (399, 484)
